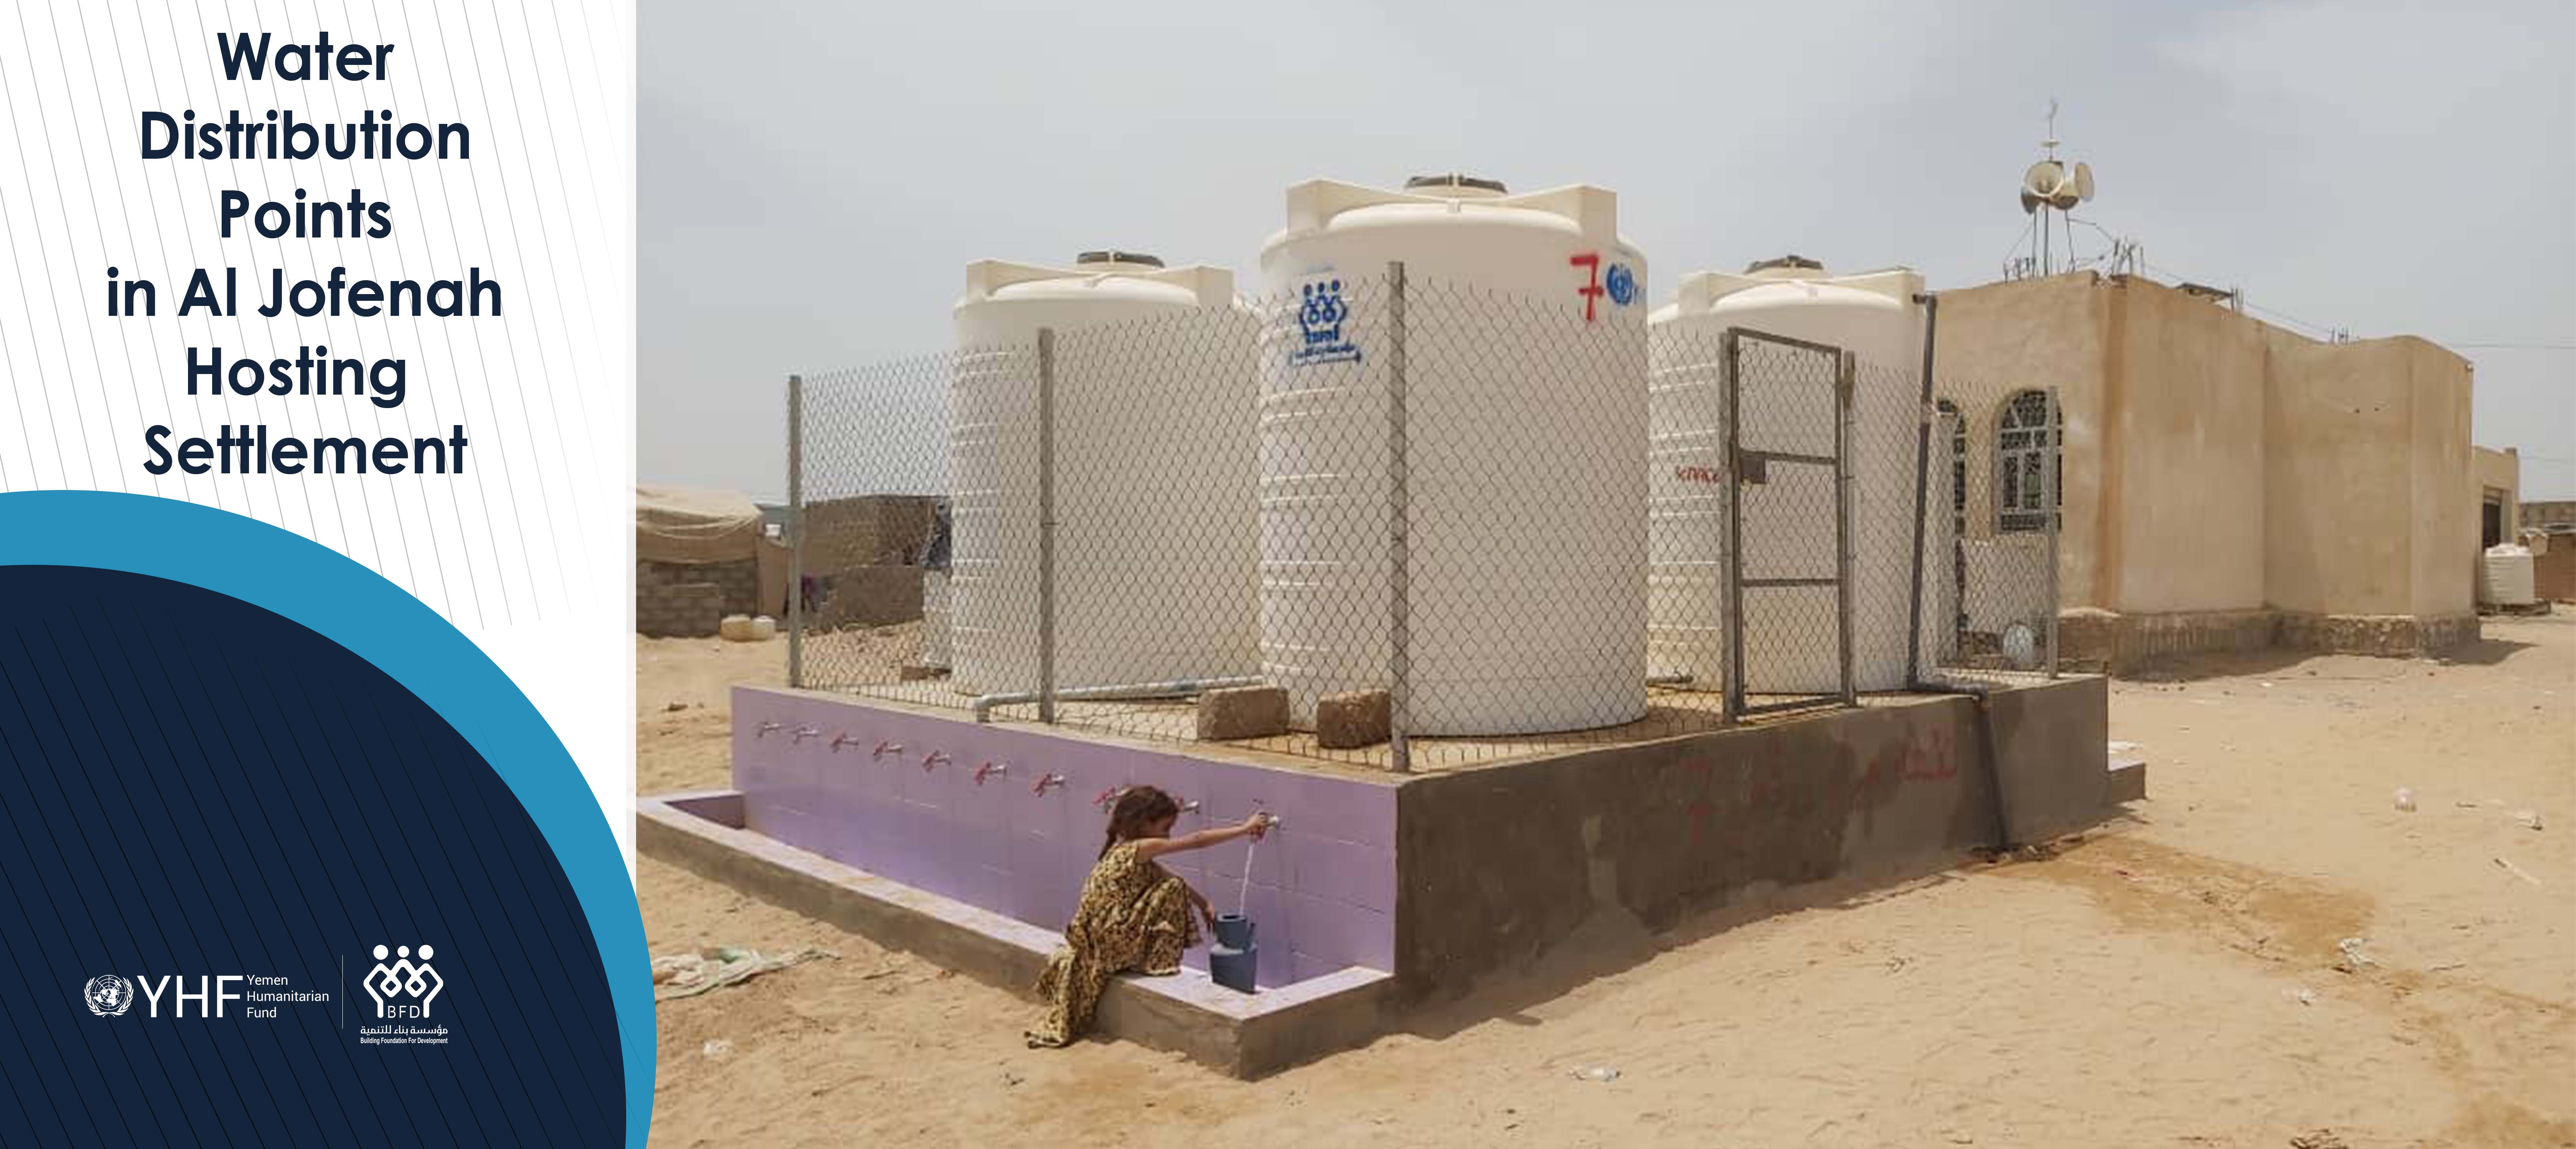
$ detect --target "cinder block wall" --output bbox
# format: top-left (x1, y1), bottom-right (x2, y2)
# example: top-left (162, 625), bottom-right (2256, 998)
top-left (639, 559), bottom-right (760, 619)
top-left (638, 582), bottom-right (725, 638)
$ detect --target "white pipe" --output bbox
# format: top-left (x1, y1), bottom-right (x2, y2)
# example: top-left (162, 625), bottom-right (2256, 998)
top-left (970, 675), bottom-right (1266, 723)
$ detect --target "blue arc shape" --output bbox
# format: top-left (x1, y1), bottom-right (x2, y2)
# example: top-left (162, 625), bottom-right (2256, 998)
top-left (0, 489), bottom-right (650, 1147)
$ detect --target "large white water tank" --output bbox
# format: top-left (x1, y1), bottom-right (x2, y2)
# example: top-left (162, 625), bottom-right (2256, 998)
top-left (2482, 544), bottom-right (2537, 607)
top-left (950, 252), bottom-right (1258, 694)
top-left (1258, 175), bottom-right (1649, 735)
top-left (1647, 259), bottom-right (1942, 693)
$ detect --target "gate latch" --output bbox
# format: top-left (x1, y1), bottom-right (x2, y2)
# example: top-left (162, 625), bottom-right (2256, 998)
top-left (1733, 449), bottom-right (1771, 485)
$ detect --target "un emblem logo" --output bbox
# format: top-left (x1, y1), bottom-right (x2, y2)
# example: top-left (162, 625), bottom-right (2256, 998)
top-left (84, 974), bottom-right (134, 1017)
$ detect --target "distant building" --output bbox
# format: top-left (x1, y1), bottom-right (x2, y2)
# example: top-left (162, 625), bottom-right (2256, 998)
top-left (1934, 271), bottom-right (2479, 669)
top-left (2524, 499), bottom-right (2576, 532)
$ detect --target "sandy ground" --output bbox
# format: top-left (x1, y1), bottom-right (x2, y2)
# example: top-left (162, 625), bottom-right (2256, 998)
top-left (635, 617), bottom-right (2575, 1148)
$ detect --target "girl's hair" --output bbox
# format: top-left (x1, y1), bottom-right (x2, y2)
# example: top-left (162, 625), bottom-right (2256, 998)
top-left (1100, 785), bottom-right (1180, 859)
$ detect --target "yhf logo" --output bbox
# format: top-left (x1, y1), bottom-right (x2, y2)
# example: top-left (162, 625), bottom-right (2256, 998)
top-left (364, 944), bottom-right (446, 1019)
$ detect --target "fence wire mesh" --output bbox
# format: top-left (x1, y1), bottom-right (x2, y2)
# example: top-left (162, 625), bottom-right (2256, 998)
top-left (785, 266), bottom-right (2062, 772)
top-left (1926, 377), bottom-right (2063, 686)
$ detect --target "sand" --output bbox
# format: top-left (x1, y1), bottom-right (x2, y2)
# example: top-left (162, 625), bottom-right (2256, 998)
top-left (636, 614), bottom-right (2575, 1148)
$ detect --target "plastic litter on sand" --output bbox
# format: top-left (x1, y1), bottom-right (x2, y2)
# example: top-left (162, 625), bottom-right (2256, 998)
top-left (653, 946), bottom-right (838, 1001)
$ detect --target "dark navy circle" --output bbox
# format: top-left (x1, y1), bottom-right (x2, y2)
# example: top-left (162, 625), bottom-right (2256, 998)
top-left (0, 564), bottom-right (623, 1147)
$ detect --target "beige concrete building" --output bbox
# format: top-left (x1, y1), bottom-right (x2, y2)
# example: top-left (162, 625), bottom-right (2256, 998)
top-left (1932, 271), bottom-right (2479, 669)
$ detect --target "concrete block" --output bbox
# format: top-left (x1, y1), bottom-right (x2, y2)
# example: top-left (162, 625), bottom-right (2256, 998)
top-left (1197, 686), bottom-right (1290, 741)
top-left (2107, 758), bottom-right (2147, 805)
top-left (1315, 689), bottom-right (1391, 749)
top-left (899, 665), bottom-right (948, 682)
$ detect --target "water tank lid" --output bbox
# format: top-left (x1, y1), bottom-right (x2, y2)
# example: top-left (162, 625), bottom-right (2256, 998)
top-left (1745, 254), bottom-right (1825, 274)
top-left (1074, 250), bottom-right (1165, 268)
top-left (1403, 173), bottom-right (1508, 195)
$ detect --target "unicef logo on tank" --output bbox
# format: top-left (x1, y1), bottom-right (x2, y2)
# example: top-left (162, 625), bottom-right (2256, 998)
top-left (1605, 261), bottom-right (1638, 307)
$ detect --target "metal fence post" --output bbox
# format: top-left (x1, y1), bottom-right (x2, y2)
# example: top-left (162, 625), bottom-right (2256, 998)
top-left (2042, 386), bottom-right (2061, 679)
top-left (1721, 329), bottom-right (1745, 725)
top-left (787, 373), bottom-right (805, 689)
top-left (1904, 294), bottom-right (1939, 688)
top-left (1385, 262), bottom-right (1412, 774)
top-left (1835, 349), bottom-right (1858, 707)
top-left (1036, 329), bottom-right (1059, 723)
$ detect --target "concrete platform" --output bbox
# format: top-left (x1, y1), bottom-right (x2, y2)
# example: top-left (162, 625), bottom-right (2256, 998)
top-left (644, 675), bottom-right (2140, 1073)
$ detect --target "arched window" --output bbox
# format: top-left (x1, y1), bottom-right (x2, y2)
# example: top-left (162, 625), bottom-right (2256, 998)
top-left (1936, 399), bottom-right (1964, 536)
top-left (1997, 390), bottom-right (2061, 534)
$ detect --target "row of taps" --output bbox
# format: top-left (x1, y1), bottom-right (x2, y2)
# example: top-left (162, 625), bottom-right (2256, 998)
top-left (754, 720), bottom-right (1220, 813)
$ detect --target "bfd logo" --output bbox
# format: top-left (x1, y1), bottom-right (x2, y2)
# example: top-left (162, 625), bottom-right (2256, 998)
top-left (364, 944), bottom-right (446, 1018)
top-left (1290, 277), bottom-right (1361, 367)
top-left (1570, 252), bottom-right (1639, 321)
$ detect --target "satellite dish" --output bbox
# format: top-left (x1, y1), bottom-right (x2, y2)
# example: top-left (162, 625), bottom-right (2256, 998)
top-left (2072, 162), bottom-right (2095, 203)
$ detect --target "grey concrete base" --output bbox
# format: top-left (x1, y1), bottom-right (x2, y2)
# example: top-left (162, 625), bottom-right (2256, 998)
top-left (2279, 610), bottom-right (2480, 657)
top-left (670, 676), bottom-right (2131, 1064)
top-left (1390, 678), bottom-right (2131, 1005)
top-left (2059, 607), bottom-right (2276, 672)
top-left (2061, 606), bottom-right (2481, 672)
top-left (639, 791), bottom-right (1392, 1078)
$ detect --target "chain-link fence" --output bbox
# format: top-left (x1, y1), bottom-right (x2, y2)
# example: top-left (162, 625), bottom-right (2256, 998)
top-left (1925, 370), bottom-right (2063, 686)
top-left (785, 265), bottom-right (2060, 772)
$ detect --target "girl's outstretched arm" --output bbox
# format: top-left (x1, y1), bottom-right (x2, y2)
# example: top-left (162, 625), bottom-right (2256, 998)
top-left (1133, 814), bottom-right (1270, 860)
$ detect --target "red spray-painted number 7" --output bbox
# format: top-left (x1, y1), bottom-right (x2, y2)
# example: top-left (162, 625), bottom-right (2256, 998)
top-left (1570, 252), bottom-right (1603, 323)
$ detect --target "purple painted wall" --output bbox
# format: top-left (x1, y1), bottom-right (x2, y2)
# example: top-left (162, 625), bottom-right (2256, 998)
top-left (731, 687), bottom-right (1397, 988)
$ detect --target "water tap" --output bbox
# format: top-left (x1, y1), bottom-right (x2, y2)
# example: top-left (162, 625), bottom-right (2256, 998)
top-left (790, 725), bottom-right (821, 744)
top-left (829, 731), bottom-right (860, 752)
top-left (755, 720), bottom-right (782, 738)
top-left (872, 740), bottom-right (904, 761)
top-left (1178, 799), bottom-right (1202, 813)
top-left (922, 750), bottom-right (952, 771)
top-left (1031, 773), bottom-right (1068, 796)
top-left (1093, 786), bottom-right (1123, 811)
top-left (973, 761), bottom-right (1007, 785)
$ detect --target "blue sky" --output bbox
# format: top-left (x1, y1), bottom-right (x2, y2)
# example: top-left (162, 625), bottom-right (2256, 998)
top-left (640, 0), bottom-right (2574, 501)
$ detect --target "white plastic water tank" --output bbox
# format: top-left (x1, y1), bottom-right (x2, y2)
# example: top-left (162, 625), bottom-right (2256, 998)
top-left (1647, 259), bottom-right (1942, 693)
top-left (1258, 175), bottom-right (1649, 735)
top-left (2483, 544), bottom-right (2537, 607)
top-left (950, 252), bottom-right (1259, 695)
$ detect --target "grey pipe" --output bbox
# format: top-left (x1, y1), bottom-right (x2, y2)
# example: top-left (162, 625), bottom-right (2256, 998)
top-left (1913, 674), bottom-right (2023, 850)
top-left (1904, 292), bottom-right (1939, 692)
top-left (971, 675), bottom-right (1266, 723)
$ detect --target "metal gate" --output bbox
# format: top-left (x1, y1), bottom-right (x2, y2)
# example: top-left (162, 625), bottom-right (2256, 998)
top-left (1723, 327), bottom-right (1855, 719)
